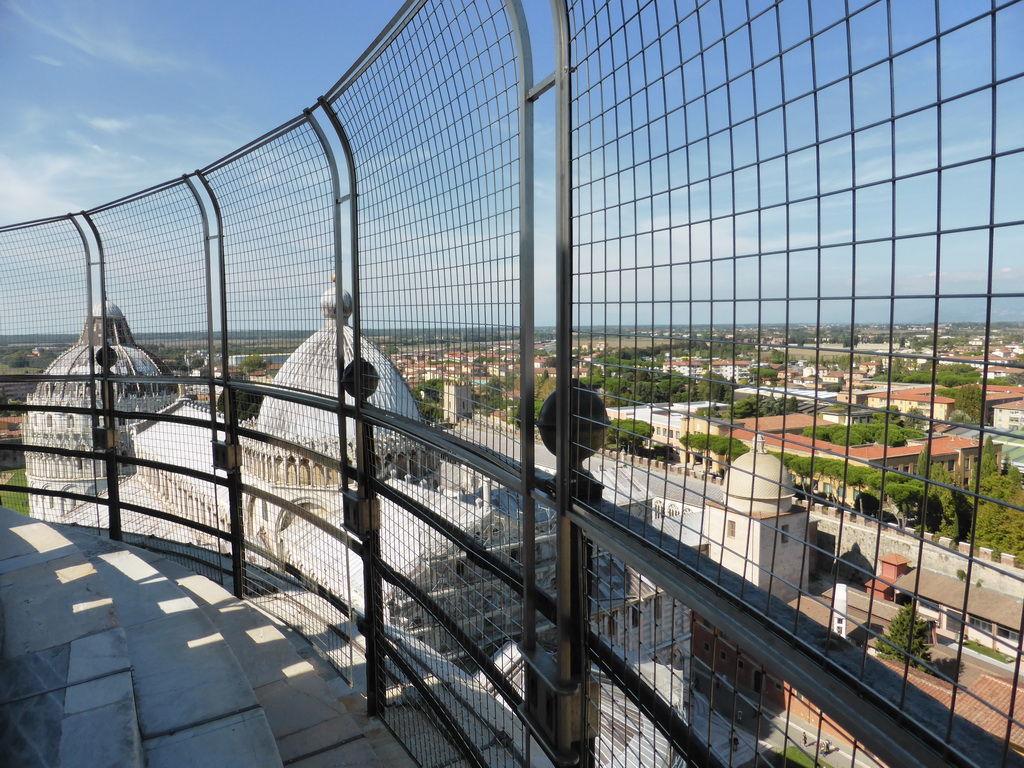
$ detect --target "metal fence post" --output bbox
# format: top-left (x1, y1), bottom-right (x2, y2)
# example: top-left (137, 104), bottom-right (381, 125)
top-left (318, 100), bottom-right (386, 716)
top-left (195, 171), bottom-right (245, 598)
top-left (80, 212), bottom-right (122, 541)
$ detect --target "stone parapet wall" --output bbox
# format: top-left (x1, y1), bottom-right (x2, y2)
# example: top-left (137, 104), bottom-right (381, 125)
top-left (812, 505), bottom-right (1024, 596)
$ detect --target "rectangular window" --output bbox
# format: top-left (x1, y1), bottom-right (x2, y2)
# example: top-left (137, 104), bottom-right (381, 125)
top-left (631, 607), bottom-right (641, 627)
top-left (727, 520), bottom-right (737, 538)
top-left (781, 524), bottom-right (789, 545)
top-left (968, 615), bottom-right (993, 634)
top-left (997, 625), bottom-right (1020, 643)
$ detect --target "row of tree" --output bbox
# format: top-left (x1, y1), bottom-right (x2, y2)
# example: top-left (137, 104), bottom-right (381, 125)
top-left (777, 438), bottom-right (1024, 558)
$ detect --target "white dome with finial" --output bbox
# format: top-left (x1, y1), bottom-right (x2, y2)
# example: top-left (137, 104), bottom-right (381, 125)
top-left (319, 287), bottom-right (354, 322)
top-left (256, 282), bottom-right (420, 447)
top-left (724, 438), bottom-right (795, 516)
top-left (91, 300), bottom-right (125, 319)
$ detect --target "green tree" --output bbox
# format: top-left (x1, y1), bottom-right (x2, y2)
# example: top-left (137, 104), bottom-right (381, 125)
top-left (413, 378), bottom-right (445, 423)
top-left (707, 435), bottom-right (750, 460)
top-left (240, 353), bottom-right (269, 374)
top-left (877, 603), bottom-right (933, 670)
top-left (217, 389), bottom-right (264, 421)
top-left (916, 447), bottom-right (931, 480)
top-left (927, 464), bottom-right (969, 539)
top-left (606, 419), bottom-right (652, 454)
top-left (694, 373), bottom-right (730, 403)
top-left (979, 436), bottom-right (1000, 481)
top-left (866, 472), bottom-right (923, 527)
top-left (729, 397), bottom-right (760, 420)
top-left (954, 384), bottom-right (983, 423)
top-left (972, 468), bottom-right (1024, 560)
top-left (748, 366), bottom-right (779, 383)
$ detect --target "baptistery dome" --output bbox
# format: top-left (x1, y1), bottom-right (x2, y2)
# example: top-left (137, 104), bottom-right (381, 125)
top-left (38, 300), bottom-right (173, 396)
top-left (25, 301), bottom-right (178, 522)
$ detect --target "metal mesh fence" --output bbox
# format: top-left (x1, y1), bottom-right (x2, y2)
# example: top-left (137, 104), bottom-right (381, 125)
top-left (200, 118), bottom-right (337, 393)
top-left (87, 181), bottom-right (209, 366)
top-left (0, 218), bottom-right (95, 519)
top-left (0, 1), bottom-right (1021, 766)
top-left (329, 0), bottom-right (525, 460)
top-left (567, 0), bottom-right (1024, 764)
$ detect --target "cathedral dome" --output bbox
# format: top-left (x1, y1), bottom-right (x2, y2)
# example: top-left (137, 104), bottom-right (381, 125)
top-left (724, 447), bottom-right (794, 515)
top-left (255, 289), bottom-right (421, 446)
top-left (25, 301), bottom-right (178, 523)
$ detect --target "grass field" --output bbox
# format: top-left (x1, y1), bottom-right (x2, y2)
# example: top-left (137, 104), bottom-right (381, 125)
top-left (0, 468), bottom-right (30, 514)
top-left (781, 746), bottom-right (832, 768)
top-left (965, 639), bottom-right (1013, 664)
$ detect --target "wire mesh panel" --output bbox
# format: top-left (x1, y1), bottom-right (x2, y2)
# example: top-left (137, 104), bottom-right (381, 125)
top-left (88, 181), bottom-right (209, 381)
top-left (200, 117), bottom-right (336, 401)
top-left (81, 183), bottom-right (221, 539)
top-left (1, 0), bottom-right (1022, 765)
top-left (240, 491), bottom-right (365, 683)
top-left (566, 0), bottom-right (1024, 764)
top-left (371, 425), bottom-right (532, 764)
top-left (328, 0), bottom-right (525, 460)
top-left (326, 0), bottom-right (533, 761)
top-left (0, 218), bottom-right (95, 521)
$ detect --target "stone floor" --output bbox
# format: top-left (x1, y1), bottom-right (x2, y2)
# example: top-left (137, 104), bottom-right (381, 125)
top-left (0, 506), bottom-right (417, 768)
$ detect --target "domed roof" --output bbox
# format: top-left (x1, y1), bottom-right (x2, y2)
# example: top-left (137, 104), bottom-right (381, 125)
top-left (725, 449), bottom-right (794, 504)
top-left (45, 345), bottom-right (170, 379)
top-left (256, 291), bottom-right (420, 444)
top-left (32, 301), bottom-right (173, 402)
top-left (91, 300), bottom-right (124, 319)
top-left (319, 287), bottom-right (353, 322)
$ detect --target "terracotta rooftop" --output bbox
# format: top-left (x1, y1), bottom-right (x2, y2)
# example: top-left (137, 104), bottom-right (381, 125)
top-left (877, 660), bottom-right (1024, 749)
top-left (732, 413), bottom-right (825, 433)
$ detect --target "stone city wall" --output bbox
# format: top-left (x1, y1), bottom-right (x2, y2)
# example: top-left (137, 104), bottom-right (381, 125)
top-left (812, 505), bottom-right (1023, 596)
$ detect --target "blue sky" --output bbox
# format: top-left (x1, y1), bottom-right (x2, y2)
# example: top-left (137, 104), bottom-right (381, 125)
top-left (1, 0), bottom-right (1021, 331)
top-left (0, 0), bottom-right (416, 223)
top-left (0, 0), bottom-right (564, 330)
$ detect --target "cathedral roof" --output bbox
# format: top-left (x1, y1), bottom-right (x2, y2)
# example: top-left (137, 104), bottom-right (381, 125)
top-left (255, 287), bottom-right (421, 444)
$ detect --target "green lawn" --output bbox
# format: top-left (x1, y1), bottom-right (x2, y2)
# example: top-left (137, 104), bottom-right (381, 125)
top-left (782, 746), bottom-right (832, 768)
top-left (0, 468), bottom-right (30, 514)
top-left (965, 639), bottom-right (1013, 664)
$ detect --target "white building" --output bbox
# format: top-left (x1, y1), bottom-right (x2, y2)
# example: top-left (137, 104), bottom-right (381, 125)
top-left (701, 443), bottom-right (810, 603)
top-left (24, 301), bottom-right (177, 522)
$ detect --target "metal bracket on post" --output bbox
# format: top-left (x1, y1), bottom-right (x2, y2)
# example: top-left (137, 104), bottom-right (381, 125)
top-left (212, 438), bottom-right (244, 596)
top-left (92, 426), bottom-right (119, 451)
top-left (212, 440), bottom-right (241, 471)
top-left (518, 645), bottom-right (597, 767)
top-left (341, 487), bottom-right (376, 537)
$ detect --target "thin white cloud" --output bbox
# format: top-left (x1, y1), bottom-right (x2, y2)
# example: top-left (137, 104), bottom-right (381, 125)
top-left (0, 152), bottom-right (79, 222)
top-left (80, 115), bottom-right (134, 133)
top-left (7, 0), bottom-right (195, 73)
top-left (31, 54), bottom-right (64, 67)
